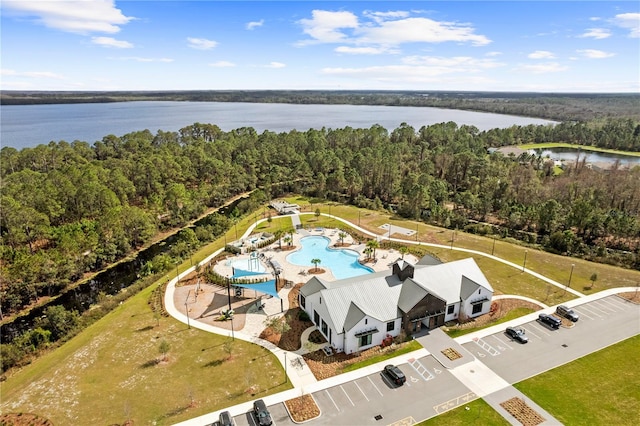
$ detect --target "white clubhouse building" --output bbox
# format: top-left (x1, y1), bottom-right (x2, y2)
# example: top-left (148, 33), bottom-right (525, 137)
top-left (299, 256), bottom-right (494, 354)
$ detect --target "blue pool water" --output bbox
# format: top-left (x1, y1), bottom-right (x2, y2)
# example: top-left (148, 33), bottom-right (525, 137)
top-left (286, 236), bottom-right (373, 280)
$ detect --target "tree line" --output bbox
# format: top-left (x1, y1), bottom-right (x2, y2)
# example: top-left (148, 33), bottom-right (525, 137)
top-left (1, 118), bottom-right (639, 320)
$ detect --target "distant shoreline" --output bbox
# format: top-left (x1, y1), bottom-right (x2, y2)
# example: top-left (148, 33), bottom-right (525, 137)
top-left (2, 90), bottom-right (639, 122)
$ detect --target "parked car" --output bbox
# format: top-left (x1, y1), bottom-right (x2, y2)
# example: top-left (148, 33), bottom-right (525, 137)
top-left (219, 411), bottom-right (233, 426)
top-left (505, 326), bottom-right (529, 343)
top-left (538, 313), bottom-right (562, 329)
top-left (556, 305), bottom-right (579, 322)
top-left (383, 364), bottom-right (406, 385)
top-left (253, 399), bottom-right (272, 426)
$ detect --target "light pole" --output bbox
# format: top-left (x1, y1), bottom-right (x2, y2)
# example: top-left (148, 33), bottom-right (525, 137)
top-left (522, 250), bottom-right (528, 272)
top-left (284, 352), bottom-right (288, 383)
top-left (230, 316), bottom-right (235, 341)
top-left (492, 236), bottom-right (497, 256)
top-left (185, 290), bottom-right (191, 329)
top-left (568, 264), bottom-right (575, 288)
top-left (450, 230), bottom-right (455, 249)
top-left (358, 210), bottom-right (361, 226)
top-left (226, 277), bottom-right (232, 311)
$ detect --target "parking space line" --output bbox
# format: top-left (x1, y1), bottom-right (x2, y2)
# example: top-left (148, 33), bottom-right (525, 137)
top-left (324, 389), bottom-right (340, 412)
top-left (607, 296), bottom-right (632, 309)
top-left (574, 308), bottom-right (594, 320)
top-left (592, 300), bottom-right (617, 313)
top-left (353, 381), bottom-right (369, 402)
top-left (598, 298), bottom-right (624, 311)
top-left (367, 377), bottom-right (384, 397)
top-left (340, 385), bottom-right (355, 406)
top-left (530, 322), bottom-right (551, 336)
top-left (491, 334), bottom-right (513, 351)
top-left (521, 325), bottom-right (542, 339)
top-left (580, 305), bottom-right (604, 318)
top-left (433, 392), bottom-right (477, 414)
top-left (472, 337), bottom-right (500, 356)
top-left (409, 358), bottom-right (434, 381)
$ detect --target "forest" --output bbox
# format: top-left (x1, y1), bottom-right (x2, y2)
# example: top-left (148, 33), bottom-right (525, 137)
top-left (2, 90), bottom-right (640, 122)
top-left (1, 117), bottom-right (639, 371)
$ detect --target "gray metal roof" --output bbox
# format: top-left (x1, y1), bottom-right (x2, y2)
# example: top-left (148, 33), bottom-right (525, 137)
top-left (397, 278), bottom-right (429, 312)
top-left (299, 276), bottom-right (328, 297)
top-left (320, 275), bottom-right (402, 332)
top-left (411, 258), bottom-right (493, 302)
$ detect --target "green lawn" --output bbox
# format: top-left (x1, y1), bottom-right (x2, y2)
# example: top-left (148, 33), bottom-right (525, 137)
top-left (0, 283), bottom-right (291, 425)
top-left (518, 142), bottom-right (640, 157)
top-left (514, 334), bottom-right (640, 426)
top-left (418, 398), bottom-right (509, 425)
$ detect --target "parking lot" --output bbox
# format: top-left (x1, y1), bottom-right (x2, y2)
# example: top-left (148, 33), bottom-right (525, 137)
top-left (225, 295), bottom-right (639, 426)
top-left (461, 295), bottom-right (640, 384)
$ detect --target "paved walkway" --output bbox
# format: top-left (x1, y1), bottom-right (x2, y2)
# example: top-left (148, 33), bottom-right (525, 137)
top-left (167, 213), bottom-right (638, 426)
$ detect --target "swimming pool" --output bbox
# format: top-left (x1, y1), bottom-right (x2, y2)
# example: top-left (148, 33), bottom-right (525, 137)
top-left (286, 236), bottom-right (373, 280)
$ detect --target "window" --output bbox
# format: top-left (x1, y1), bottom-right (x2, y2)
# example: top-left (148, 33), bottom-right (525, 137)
top-left (478, 289), bottom-right (481, 294)
top-left (313, 310), bottom-right (319, 325)
top-left (472, 303), bottom-right (483, 315)
top-left (300, 295), bottom-right (306, 308)
top-left (329, 329), bottom-right (332, 343)
top-left (359, 334), bottom-right (372, 347)
top-left (365, 319), bottom-right (368, 325)
top-left (321, 320), bottom-right (328, 336)
top-left (447, 305), bottom-right (455, 315)
top-left (387, 321), bottom-right (395, 332)
top-left (319, 297), bottom-right (321, 304)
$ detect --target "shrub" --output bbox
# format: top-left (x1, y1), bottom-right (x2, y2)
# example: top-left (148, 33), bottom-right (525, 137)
top-left (298, 310), bottom-right (311, 322)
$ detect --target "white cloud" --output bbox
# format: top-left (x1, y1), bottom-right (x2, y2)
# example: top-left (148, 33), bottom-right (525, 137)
top-left (2, 0), bottom-right (134, 34)
top-left (298, 10), bottom-right (359, 44)
top-left (112, 57), bottom-right (173, 62)
top-left (262, 62), bottom-right (286, 68)
top-left (209, 61), bottom-right (236, 67)
top-left (297, 9), bottom-right (491, 49)
top-left (246, 20), bottom-right (264, 30)
top-left (612, 13), bottom-right (640, 38)
top-left (187, 37), bottom-right (218, 50)
top-left (576, 49), bottom-right (615, 59)
top-left (589, 17), bottom-right (601, 21)
top-left (335, 46), bottom-right (398, 55)
top-left (91, 36), bottom-right (133, 48)
top-left (485, 51), bottom-right (502, 57)
top-left (1, 69), bottom-right (64, 79)
top-left (579, 28), bottom-right (611, 39)
top-left (528, 50), bottom-right (555, 59)
top-left (517, 62), bottom-right (568, 73)
top-left (402, 55), bottom-right (503, 70)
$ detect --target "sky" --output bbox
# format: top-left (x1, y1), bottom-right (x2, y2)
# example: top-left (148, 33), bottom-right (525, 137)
top-left (1, 1), bottom-right (639, 92)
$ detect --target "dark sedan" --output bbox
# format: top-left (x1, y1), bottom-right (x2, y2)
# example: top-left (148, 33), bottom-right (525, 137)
top-left (505, 326), bottom-right (529, 343)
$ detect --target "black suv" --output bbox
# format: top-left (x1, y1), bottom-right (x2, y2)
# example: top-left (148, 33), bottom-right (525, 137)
top-left (556, 305), bottom-right (579, 322)
top-left (253, 399), bottom-right (272, 426)
top-left (383, 364), bottom-right (406, 385)
top-left (219, 410), bottom-right (233, 426)
top-left (505, 326), bottom-right (529, 343)
top-left (538, 313), bottom-right (562, 329)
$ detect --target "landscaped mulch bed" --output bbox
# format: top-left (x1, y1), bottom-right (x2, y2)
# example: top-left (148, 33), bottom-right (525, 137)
top-left (500, 397), bottom-right (545, 426)
top-left (441, 348), bottom-right (462, 360)
top-left (284, 394), bottom-right (320, 422)
top-left (259, 283), bottom-right (313, 351)
top-left (0, 413), bottom-right (53, 426)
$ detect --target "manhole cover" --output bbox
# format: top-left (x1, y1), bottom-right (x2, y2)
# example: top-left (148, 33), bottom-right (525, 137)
top-left (374, 414), bottom-right (383, 421)
top-left (562, 344), bottom-right (568, 348)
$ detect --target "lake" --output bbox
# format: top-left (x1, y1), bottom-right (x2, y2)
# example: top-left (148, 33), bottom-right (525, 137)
top-left (0, 101), bottom-right (557, 149)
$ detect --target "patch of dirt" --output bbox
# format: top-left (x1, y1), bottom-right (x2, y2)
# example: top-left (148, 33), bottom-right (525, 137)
top-left (618, 292), bottom-right (640, 304)
top-left (284, 394), bottom-right (320, 422)
top-left (279, 245), bottom-right (297, 251)
top-left (500, 397), bottom-right (545, 426)
top-left (308, 268), bottom-right (326, 275)
top-left (0, 413), bottom-right (53, 426)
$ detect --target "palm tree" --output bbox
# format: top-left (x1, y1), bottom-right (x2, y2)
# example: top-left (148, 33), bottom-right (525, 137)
top-left (366, 239), bottom-right (380, 260)
top-left (283, 235), bottom-right (292, 246)
top-left (273, 229), bottom-right (284, 249)
top-left (311, 258), bottom-right (321, 273)
top-left (399, 246), bottom-right (409, 260)
top-left (338, 231), bottom-right (347, 246)
top-left (363, 247), bottom-right (373, 262)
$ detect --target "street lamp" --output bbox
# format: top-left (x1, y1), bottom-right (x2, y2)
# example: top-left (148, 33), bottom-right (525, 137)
top-left (568, 264), bottom-right (575, 288)
top-left (522, 250), bottom-right (528, 272)
top-left (358, 210), bottom-right (361, 226)
top-left (450, 230), bottom-right (455, 249)
top-left (226, 277), bottom-right (232, 311)
top-left (492, 236), bottom-right (497, 256)
top-left (185, 290), bottom-right (191, 329)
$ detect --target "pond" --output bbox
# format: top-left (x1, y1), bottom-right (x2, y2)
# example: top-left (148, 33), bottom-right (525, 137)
top-left (530, 148), bottom-right (640, 167)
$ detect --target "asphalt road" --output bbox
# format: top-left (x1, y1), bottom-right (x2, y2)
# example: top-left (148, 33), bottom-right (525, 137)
top-left (225, 295), bottom-right (639, 426)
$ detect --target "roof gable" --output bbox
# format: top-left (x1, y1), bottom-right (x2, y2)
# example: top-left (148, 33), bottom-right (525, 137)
top-left (299, 276), bottom-right (328, 297)
top-left (343, 302), bottom-right (367, 332)
top-left (397, 278), bottom-right (428, 312)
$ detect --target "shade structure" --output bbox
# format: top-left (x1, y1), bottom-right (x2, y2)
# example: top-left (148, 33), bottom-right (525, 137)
top-left (233, 280), bottom-right (280, 299)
